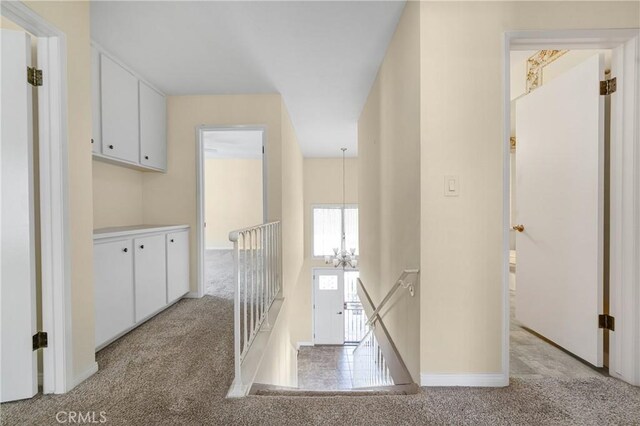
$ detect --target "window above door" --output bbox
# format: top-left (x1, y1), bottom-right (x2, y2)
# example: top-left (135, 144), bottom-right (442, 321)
top-left (312, 205), bottom-right (358, 257)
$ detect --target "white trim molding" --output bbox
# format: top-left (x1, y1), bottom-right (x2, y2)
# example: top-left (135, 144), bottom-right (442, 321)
top-left (420, 373), bottom-right (508, 387)
top-left (1, 1), bottom-right (74, 394)
top-left (295, 342), bottom-right (314, 350)
top-left (71, 362), bottom-right (98, 389)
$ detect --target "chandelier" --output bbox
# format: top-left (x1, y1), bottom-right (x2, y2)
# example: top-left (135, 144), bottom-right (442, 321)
top-left (325, 148), bottom-right (357, 269)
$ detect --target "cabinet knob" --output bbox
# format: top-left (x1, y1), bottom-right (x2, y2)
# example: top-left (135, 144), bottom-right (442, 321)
top-left (123, 248), bottom-right (128, 253)
top-left (144, 155), bottom-right (149, 160)
top-left (170, 239), bottom-right (174, 243)
top-left (108, 144), bottom-right (114, 150)
top-left (91, 138), bottom-right (94, 144)
top-left (139, 245), bottom-right (144, 249)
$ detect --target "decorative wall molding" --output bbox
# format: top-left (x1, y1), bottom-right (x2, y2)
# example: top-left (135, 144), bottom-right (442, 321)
top-left (526, 50), bottom-right (568, 93)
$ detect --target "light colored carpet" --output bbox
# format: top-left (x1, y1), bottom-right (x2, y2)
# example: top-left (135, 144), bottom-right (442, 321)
top-left (2, 289), bottom-right (639, 425)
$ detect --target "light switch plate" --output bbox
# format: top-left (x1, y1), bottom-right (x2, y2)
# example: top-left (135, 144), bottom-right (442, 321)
top-left (444, 175), bottom-right (459, 197)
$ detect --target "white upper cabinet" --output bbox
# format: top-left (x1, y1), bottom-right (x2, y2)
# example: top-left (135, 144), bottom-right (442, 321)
top-left (139, 81), bottom-right (167, 170)
top-left (100, 54), bottom-right (139, 163)
top-left (92, 43), bottom-right (167, 172)
top-left (91, 46), bottom-right (101, 154)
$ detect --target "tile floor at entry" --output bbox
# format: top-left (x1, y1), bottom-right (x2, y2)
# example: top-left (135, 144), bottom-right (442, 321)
top-left (298, 346), bottom-right (355, 390)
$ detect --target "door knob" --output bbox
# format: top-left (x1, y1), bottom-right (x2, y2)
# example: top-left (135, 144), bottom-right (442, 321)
top-left (512, 224), bottom-right (525, 232)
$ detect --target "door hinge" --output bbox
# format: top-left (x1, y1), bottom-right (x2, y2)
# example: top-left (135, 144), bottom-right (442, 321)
top-left (600, 77), bottom-right (617, 95)
top-left (32, 331), bottom-right (48, 350)
top-left (598, 314), bottom-right (615, 331)
top-left (27, 66), bottom-right (43, 87)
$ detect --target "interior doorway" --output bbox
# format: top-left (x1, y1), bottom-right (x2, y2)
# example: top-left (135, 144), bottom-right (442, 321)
top-left (196, 126), bottom-right (267, 298)
top-left (503, 29), bottom-right (640, 386)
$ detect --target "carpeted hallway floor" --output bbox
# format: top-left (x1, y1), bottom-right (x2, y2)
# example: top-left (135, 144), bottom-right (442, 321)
top-left (2, 275), bottom-right (639, 425)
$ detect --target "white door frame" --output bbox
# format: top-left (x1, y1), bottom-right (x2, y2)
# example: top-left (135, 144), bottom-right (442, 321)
top-left (502, 29), bottom-right (640, 386)
top-left (1, 2), bottom-right (73, 393)
top-left (195, 125), bottom-right (268, 298)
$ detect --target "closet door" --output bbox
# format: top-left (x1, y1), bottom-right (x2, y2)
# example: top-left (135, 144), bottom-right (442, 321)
top-left (139, 81), bottom-right (167, 170)
top-left (100, 54), bottom-right (139, 163)
top-left (134, 235), bottom-right (167, 322)
top-left (94, 239), bottom-right (134, 348)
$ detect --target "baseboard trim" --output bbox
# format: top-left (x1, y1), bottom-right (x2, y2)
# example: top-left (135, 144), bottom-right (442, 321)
top-left (295, 341), bottom-right (314, 350)
top-left (420, 373), bottom-right (508, 387)
top-left (184, 291), bottom-right (203, 299)
top-left (71, 362), bottom-right (99, 389)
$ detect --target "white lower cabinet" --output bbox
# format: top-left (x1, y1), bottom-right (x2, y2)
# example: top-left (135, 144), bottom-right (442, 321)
top-left (93, 225), bottom-right (189, 350)
top-left (167, 231), bottom-right (190, 303)
top-left (134, 234), bottom-right (167, 322)
top-left (94, 239), bottom-right (134, 348)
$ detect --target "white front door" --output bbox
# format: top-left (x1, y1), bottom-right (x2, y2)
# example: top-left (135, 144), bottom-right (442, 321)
top-left (313, 269), bottom-right (345, 345)
top-left (515, 53), bottom-right (605, 366)
top-left (1, 29), bottom-right (39, 402)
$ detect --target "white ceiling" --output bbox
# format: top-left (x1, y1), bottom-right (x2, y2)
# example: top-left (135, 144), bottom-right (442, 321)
top-left (203, 130), bottom-right (263, 159)
top-left (91, 1), bottom-right (406, 157)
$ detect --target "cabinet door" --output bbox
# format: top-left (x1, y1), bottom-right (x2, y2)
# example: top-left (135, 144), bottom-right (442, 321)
top-left (91, 46), bottom-right (101, 153)
top-left (94, 239), bottom-right (134, 348)
top-left (139, 81), bottom-right (167, 170)
top-left (134, 234), bottom-right (167, 322)
top-left (100, 54), bottom-right (139, 163)
top-left (167, 231), bottom-right (189, 302)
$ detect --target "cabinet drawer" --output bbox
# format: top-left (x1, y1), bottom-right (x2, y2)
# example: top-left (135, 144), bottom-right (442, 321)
top-left (94, 239), bottom-right (134, 348)
top-left (134, 234), bottom-right (167, 322)
top-left (167, 231), bottom-right (189, 302)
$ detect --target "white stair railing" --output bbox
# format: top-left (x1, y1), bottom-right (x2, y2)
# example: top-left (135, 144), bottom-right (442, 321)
top-left (228, 221), bottom-right (282, 396)
top-left (353, 269), bottom-right (419, 387)
top-left (352, 327), bottom-right (393, 387)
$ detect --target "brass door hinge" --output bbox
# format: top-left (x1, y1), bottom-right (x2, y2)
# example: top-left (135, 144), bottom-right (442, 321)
top-left (27, 66), bottom-right (43, 87)
top-left (600, 77), bottom-right (617, 95)
top-left (598, 314), bottom-right (615, 331)
top-left (32, 331), bottom-right (48, 350)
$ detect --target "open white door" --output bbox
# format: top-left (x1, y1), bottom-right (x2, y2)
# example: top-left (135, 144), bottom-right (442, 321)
top-left (313, 270), bottom-right (345, 345)
top-left (515, 54), bottom-right (605, 367)
top-left (1, 29), bottom-right (39, 402)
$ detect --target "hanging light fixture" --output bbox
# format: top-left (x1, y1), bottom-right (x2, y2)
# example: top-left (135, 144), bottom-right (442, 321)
top-left (325, 148), bottom-right (357, 269)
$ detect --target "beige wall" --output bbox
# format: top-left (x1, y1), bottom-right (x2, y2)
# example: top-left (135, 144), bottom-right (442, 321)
top-left (241, 100), bottom-right (305, 388)
top-left (289, 158), bottom-right (358, 344)
top-left (142, 94), bottom-right (283, 293)
top-left (24, 1), bottom-right (96, 382)
top-left (204, 158), bottom-right (263, 249)
top-left (92, 161), bottom-right (144, 229)
top-left (419, 1), bottom-right (639, 376)
top-left (357, 1), bottom-right (422, 381)
top-left (279, 102), bottom-right (305, 301)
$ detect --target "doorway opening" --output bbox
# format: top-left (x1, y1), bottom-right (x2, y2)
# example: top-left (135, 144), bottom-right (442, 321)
top-left (503, 29), bottom-right (640, 386)
top-left (196, 126), bottom-right (267, 299)
top-left (509, 48), bottom-right (612, 379)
